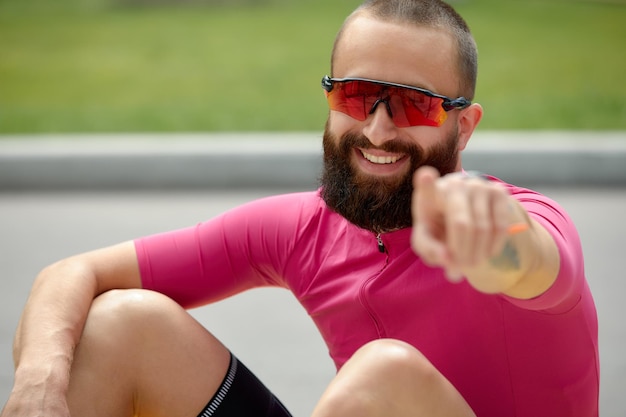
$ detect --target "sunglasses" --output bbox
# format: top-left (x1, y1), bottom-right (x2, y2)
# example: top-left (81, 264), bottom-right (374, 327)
top-left (322, 75), bottom-right (471, 128)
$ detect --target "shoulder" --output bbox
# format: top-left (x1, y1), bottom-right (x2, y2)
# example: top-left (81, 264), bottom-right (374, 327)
top-left (220, 189), bottom-right (328, 225)
top-left (213, 189), bottom-right (346, 246)
top-left (486, 175), bottom-right (574, 228)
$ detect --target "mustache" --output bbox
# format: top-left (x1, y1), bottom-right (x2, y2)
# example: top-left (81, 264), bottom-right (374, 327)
top-left (337, 131), bottom-right (425, 158)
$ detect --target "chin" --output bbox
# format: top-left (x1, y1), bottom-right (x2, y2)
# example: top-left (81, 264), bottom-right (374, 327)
top-left (353, 167), bottom-right (409, 189)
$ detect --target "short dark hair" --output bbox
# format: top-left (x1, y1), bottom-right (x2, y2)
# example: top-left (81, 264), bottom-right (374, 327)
top-left (331, 0), bottom-right (478, 100)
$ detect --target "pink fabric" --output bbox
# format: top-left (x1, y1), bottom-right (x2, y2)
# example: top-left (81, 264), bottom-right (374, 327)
top-left (135, 181), bottom-right (598, 417)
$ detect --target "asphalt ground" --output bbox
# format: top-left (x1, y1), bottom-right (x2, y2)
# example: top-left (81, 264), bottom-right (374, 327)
top-left (1, 186), bottom-right (625, 416)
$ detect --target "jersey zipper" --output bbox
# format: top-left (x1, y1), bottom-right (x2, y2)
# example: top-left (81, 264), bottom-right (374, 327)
top-left (376, 233), bottom-right (386, 253)
top-left (358, 233), bottom-right (389, 338)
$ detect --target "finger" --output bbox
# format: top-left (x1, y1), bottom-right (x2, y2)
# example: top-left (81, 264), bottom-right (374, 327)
top-left (444, 177), bottom-right (473, 266)
top-left (489, 187), bottom-right (512, 257)
top-left (411, 166), bottom-right (447, 266)
top-left (412, 165), bottom-right (441, 223)
top-left (469, 182), bottom-right (492, 265)
top-left (444, 264), bottom-right (465, 282)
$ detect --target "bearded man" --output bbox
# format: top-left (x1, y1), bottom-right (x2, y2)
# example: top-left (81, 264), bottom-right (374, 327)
top-left (1, 1), bottom-right (598, 416)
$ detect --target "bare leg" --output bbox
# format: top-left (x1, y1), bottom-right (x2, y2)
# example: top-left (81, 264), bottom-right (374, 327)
top-left (310, 339), bottom-right (476, 417)
top-left (67, 289), bottom-right (231, 417)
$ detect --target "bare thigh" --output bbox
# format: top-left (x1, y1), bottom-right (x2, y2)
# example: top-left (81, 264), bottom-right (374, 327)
top-left (67, 289), bottom-right (231, 417)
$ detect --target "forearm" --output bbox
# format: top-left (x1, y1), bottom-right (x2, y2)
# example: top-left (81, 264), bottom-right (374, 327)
top-left (463, 201), bottom-right (560, 299)
top-left (12, 258), bottom-right (99, 395)
top-left (412, 168), bottom-right (562, 299)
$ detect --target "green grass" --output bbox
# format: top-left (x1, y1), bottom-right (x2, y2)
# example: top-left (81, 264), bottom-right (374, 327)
top-left (0, 0), bottom-right (625, 133)
top-left (461, 0), bottom-right (626, 130)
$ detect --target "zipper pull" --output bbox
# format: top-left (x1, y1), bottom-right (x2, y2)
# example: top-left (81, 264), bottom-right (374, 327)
top-left (376, 233), bottom-right (386, 253)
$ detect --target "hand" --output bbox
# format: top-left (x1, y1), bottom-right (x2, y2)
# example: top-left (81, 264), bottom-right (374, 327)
top-left (411, 166), bottom-right (517, 284)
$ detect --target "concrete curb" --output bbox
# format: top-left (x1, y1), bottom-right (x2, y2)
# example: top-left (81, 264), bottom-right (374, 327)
top-left (1, 131), bottom-right (625, 190)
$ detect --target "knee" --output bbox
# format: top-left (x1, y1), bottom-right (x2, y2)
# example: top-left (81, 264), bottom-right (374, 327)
top-left (314, 340), bottom-right (437, 416)
top-left (91, 288), bottom-right (174, 314)
top-left (340, 338), bottom-right (446, 403)
top-left (315, 340), bottom-right (474, 417)
top-left (91, 288), bottom-right (174, 319)
top-left (350, 339), bottom-right (437, 382)
top-left (83, 289), bottom-right (183, 345)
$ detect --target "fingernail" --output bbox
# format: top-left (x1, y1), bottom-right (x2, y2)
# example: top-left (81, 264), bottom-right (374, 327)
top-left (446, 271), bottom-right (463, 282)
top-left (508, 223), bottom-right (529, 235)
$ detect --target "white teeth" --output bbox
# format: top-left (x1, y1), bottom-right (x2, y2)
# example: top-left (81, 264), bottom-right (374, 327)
top-left (361, 150), bottom-right (402, 164)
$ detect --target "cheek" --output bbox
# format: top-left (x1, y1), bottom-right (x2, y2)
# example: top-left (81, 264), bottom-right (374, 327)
top-left (328, 111), bottom-right (360, 137)
top-left (402, 127), bottom-right (440, 150)
top-left (405, 122), bottom-right (458, 150)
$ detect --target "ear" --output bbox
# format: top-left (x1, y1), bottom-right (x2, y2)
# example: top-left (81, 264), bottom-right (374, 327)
top-left (456, 103), bottom-right (483, 151)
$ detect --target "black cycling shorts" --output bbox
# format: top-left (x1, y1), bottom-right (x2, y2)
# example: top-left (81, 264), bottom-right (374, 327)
top-left (197, 354), bottom-right (293, 417)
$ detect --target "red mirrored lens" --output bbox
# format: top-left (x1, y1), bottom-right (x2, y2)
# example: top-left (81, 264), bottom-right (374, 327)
top-left (325, 80), bottom-right (447, 127)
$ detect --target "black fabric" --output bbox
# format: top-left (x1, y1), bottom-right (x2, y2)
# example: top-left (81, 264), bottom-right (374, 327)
top-left (197, 354), bottom-right (293, 417)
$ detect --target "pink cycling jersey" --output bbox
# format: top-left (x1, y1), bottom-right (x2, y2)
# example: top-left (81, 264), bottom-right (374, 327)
top-left (135, 179), bottom-right (599, 417)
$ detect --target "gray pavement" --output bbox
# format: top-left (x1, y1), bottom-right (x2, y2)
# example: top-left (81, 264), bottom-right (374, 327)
top-left (1, 187), bottom-right (625, 416)
top-left (1, 131), bottom-right (626, 190)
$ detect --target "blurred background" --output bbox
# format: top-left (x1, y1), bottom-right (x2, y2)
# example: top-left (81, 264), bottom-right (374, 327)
top-left (1, 0), bottom-right (626, 416)
top-left (1, 0), bottom-right (625, 133)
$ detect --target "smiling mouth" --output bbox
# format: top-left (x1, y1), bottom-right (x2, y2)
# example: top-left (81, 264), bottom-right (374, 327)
top-left (360, 150), bottom-right (406, 164)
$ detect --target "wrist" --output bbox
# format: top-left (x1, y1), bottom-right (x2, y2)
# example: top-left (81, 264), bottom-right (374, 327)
top-left (14, 357), bottom-right (71, 396)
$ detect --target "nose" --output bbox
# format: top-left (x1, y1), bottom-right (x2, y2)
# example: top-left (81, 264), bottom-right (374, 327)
top-left (362, 99), bottom-right (399, 147)
top-left (369, 98), bottom-right (393, 119)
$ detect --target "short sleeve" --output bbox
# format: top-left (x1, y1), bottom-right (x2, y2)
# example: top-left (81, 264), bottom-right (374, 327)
top-left (134, 192), bottom-right (320, 309)
top-left (498, 183), bottom-right (585, 313)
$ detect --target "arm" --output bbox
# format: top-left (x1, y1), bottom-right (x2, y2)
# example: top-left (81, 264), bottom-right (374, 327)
top-left (411, 166), bottom-right (560, 299)
top-left (2, 241), bottom-right (141, 416)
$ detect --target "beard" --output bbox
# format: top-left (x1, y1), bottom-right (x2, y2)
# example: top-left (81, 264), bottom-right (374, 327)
top-left (320, 123), bottom-right (460, 233)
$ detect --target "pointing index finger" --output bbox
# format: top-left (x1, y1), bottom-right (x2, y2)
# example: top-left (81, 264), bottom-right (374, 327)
top-left (412, 166), bottom-right (447, 266)
top-left (413, 165), bottom-right (441, 221)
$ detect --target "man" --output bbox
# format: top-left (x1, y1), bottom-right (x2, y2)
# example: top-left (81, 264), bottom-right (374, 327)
top-left (1, 0), bottom-right (598, 416)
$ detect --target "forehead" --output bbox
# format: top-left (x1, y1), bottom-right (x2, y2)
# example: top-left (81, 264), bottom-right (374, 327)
top-left (333, 15), bottom-right (459, 95)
